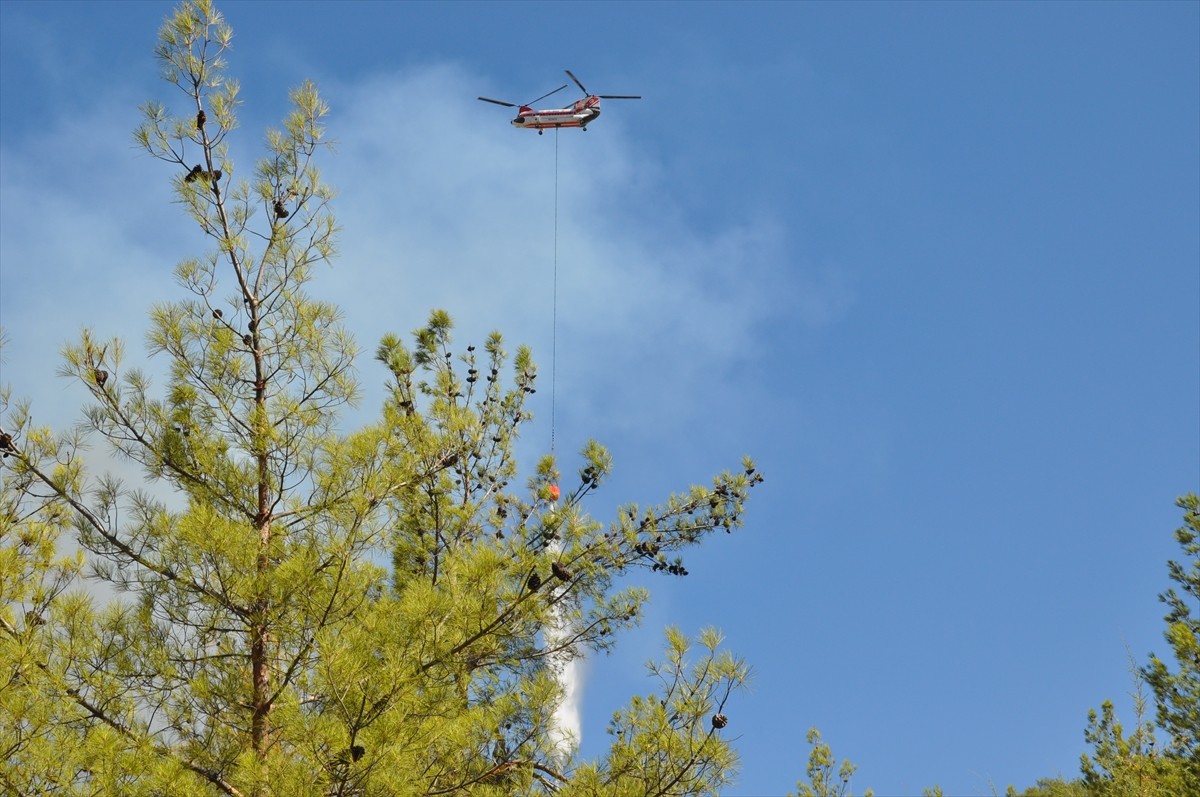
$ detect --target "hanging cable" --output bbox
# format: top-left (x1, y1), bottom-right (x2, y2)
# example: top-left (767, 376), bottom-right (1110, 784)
top-left (551, 127), bottom-right (559, 456)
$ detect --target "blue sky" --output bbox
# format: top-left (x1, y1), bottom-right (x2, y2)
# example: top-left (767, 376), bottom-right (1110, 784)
top-left (1, 1), bottom-right (1197, 794)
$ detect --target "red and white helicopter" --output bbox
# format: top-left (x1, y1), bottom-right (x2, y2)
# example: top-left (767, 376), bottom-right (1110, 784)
top-left (478, 70), bottom-right (640, 134)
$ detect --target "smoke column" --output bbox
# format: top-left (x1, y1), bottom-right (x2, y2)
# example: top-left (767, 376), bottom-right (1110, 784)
top-left (545, 525), bottom-right (583, 758)
top-left (550, 648), bottom-right (582, 757)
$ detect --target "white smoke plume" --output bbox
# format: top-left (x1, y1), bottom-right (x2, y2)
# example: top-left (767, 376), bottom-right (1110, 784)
top-left (550, 649), bottom-right (583, 758)
top-left (544, 516), bottom-right (583, 760)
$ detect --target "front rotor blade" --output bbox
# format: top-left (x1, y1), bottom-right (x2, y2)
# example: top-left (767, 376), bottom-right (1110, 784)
top-left (565, 69), bottom-right (588, 95)
top-left (527, 84), bottom-right (568, 106)
top-left (478, 96), bottom-right (517, 107)
top-left (597, 95), bottom-right (641, 100)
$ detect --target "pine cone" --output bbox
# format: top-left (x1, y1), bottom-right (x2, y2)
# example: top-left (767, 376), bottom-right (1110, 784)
top-left (527, 572), bottom-right (542, 591)
top-left (711, 713), bottom-right (728, 729)
top-left (196, 109), bottom-right (206, 129)
top-left (0, 432), bottom-right (14, 452)
top-left (212, 308), bottom-right (223, 319)
top-left (93, 369), bottom-right (108, 387)
top-left (242, 334), bottom-right (253, 347)
top-left (184, 164), bottom-right (203, 182)
top-left (551, 561), bottom-right (572, 581)
top-left (273, 199), bottom-right (289, 218)
top-left (350, 744), bottom-right (365, 762)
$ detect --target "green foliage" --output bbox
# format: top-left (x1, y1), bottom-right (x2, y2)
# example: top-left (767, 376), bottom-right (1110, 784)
top-left (1070, 494), bottom-right (1200, 797)
top-left (566, 627), bottom-right (748, 796)
top-left (0, 2), bottom-right (763, 795)
top-left (1079, 695), bottom-right (1190, 797)
top-left (1006, 496), bottom-right (1200, 797)
top-left (789, 727), bottom-right (873, 797)
top-left (1139, 494), bottom-right (1200, 782)
top-left (1006, 778), bottom-right (1088, 797)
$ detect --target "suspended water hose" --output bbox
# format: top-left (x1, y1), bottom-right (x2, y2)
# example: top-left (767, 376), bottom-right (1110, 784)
top-left (551, 126), bottom-right (559, 459)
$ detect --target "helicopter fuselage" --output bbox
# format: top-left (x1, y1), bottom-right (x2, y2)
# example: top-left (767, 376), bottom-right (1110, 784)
top-left (478, 72), bottom-right (638, 133)
top-left (512, 96), bottom-right (602, 132)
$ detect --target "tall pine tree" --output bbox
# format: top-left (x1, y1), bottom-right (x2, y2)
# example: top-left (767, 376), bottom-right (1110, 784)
top-left (0, 2), bottom-right (762, 795)
top-left (1140, 493), bottom-right (1200, 787)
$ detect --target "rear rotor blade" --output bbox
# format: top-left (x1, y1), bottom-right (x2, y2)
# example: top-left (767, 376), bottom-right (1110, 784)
top-left (478, 96), bottom-right (517, 107)
top-left (565, 69), bottom-right (588, 95)
top-left (597, 95), bottom-right (641, 100)
top-left (527, 84), bottom-right (568, 106)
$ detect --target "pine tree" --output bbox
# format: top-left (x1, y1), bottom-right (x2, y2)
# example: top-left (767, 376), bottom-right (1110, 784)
top-left (1079, 671), bottom-right (1188, 797)
top-left (1140, 493), bottom-right (1200, 786)
top-left (789, 727), bottom-right (873, 797)
top-left (1061, 495), bottom-right (1200, 797)
top-left (0, 2), bottom-right (762, 795)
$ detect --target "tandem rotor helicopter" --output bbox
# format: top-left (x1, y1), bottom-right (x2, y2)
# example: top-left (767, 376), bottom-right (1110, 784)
top-left (478, 70), bottom-right (640, 133)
